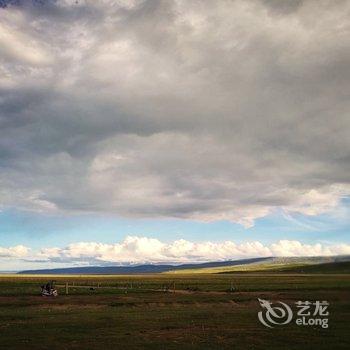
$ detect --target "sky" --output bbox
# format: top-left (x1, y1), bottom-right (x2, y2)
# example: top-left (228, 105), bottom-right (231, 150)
top-left (0, 0), bottom-right (349, 270)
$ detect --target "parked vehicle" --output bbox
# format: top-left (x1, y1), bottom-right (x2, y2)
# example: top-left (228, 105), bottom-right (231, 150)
top-left (41, 281), bottom-right (58, 297)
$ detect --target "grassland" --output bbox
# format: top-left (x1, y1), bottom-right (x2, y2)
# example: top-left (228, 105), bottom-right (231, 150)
top-left (167, 260), bottom-right (350, 274)
top-left (0, 272), bottom-right (349, 349)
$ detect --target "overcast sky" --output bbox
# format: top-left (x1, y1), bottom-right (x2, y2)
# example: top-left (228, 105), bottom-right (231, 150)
top-left (0, 0), bottom-right (350, 269)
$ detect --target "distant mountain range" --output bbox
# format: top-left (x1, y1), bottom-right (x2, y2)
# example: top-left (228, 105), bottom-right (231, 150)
top-left (18, 257), bottom-right (270, 274)
top-left (17, 255), bottom-right (350, 274)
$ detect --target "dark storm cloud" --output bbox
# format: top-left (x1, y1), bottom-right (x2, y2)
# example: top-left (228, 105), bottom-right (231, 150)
top-left (0, 0), bottom-right (349, 226)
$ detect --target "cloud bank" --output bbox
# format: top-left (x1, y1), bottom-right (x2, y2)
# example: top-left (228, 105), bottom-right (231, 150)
top-left (0, 0), bottom-right (350, 227)
top-left (1, 236), bottom-right (350, 266)
top-left (0, 244), bottom-right (29, 258)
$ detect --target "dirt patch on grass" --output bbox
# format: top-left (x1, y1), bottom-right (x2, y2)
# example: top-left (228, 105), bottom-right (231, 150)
top-left (37, 303), bottom-right (108, 310)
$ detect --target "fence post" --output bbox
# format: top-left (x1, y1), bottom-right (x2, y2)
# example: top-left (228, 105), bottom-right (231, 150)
top-left (65, 282), bottom-right (69, 295)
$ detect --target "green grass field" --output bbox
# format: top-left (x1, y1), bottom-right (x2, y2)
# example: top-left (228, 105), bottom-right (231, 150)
top-left (167, 260), bottom-right (350, 274)
top-left (0, 272), bottom-right (349, 349)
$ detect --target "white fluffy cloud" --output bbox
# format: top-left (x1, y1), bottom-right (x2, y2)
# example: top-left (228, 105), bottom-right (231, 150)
top-left (1, 236), bottom-right (350, 267)
top-left (0, 245), bottom-right (30, 258)
top-left (0, 1), bottom-right (350, 227)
